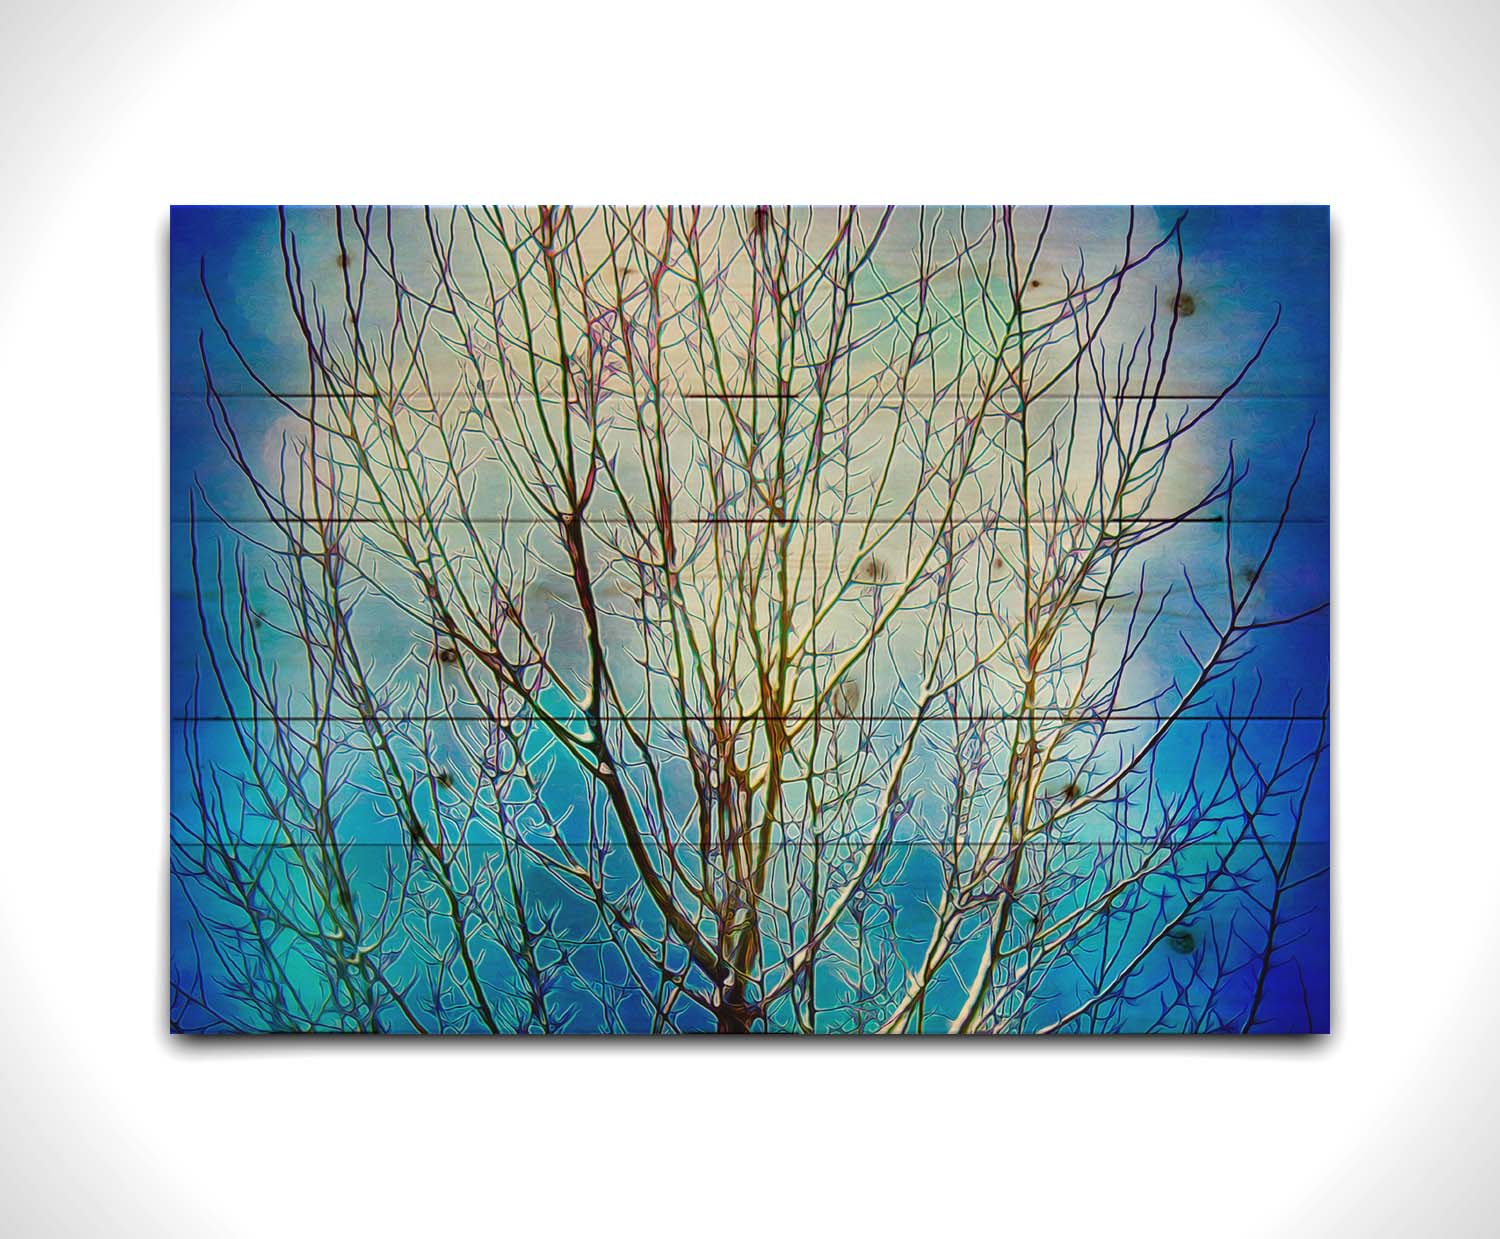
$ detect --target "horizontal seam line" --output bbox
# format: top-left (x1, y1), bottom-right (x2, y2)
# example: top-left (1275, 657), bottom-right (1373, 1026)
top-left (169, 516), bottom-right (1328, 526)
top-left (169, 840), bottom-right (1330, 849)
top-left (172, 713), bottom-right (1329, 723)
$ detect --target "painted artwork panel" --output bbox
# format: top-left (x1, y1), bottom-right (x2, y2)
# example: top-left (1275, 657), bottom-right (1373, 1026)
top-left (169, 206), bottom-right (1329, 1034)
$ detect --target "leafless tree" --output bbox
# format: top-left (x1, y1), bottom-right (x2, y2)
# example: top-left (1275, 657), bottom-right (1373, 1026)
top-left (172, 206), bottom-right (1327, 1033)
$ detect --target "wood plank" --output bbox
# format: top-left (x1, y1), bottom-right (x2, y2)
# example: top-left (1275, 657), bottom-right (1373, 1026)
top-left (170, 391), bottom-right (1328, 526)
top-left (175, 206), bottom-right (1327, 401)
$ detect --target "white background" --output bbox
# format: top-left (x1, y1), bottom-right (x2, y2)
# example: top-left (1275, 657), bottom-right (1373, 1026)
top-left (1, 1), bottom-right (1497, 1234)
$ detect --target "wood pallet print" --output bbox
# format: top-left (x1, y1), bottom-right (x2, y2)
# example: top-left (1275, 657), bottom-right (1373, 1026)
top-left (169, 205), bottom-right (1330, 1034)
